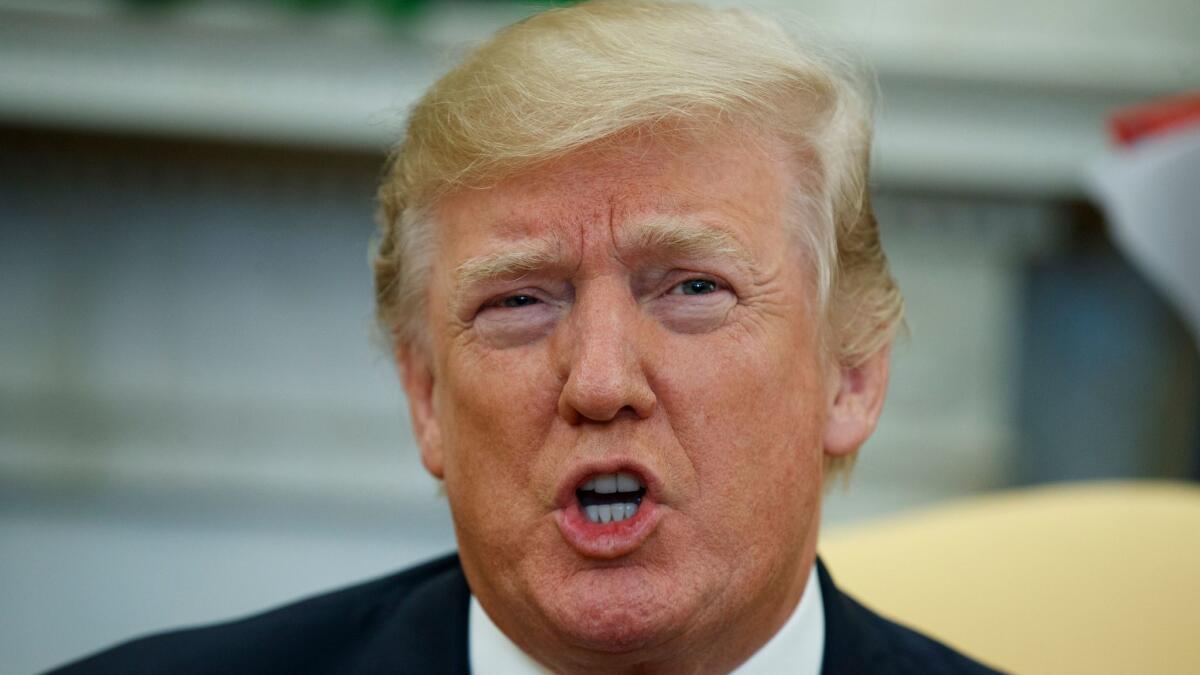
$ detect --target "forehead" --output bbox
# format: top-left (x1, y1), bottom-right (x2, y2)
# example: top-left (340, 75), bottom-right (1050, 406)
top-left (432, 127), bottom-right (795, 255)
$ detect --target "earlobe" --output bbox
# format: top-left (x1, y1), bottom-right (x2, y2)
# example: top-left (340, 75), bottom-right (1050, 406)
top-left (823, 343), bottom-right (892, 458)
top-left (396, 345), bottom-right (445, 479)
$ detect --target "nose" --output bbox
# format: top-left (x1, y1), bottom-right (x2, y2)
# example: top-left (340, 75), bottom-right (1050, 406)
top-left (556, 281), bottom-right (656, 424)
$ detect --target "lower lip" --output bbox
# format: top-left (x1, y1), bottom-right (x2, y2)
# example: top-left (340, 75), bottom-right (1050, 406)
top-left (554, 497), bottom-right (662, 560)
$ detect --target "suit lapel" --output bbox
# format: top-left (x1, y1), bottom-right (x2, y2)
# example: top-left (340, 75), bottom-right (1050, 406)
top-left (354, 555), bottom-right (472, 674)
top-left (817, 557), bottom-right (900, 675)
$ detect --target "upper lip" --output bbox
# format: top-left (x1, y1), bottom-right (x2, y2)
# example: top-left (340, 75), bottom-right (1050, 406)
top-left (554, 458), bottom-right (661, 510)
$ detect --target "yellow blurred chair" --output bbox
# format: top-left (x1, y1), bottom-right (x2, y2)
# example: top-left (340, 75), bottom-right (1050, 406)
top-left (820, 481), bottom-right (1200, 674)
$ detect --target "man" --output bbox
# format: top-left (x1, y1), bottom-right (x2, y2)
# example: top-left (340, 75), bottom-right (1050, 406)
top-left (52, 1), bottom-right (1000, 673)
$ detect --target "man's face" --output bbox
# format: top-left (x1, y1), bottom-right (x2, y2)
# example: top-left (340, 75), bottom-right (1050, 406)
top-left (404, 128), bottom-right (851, 667)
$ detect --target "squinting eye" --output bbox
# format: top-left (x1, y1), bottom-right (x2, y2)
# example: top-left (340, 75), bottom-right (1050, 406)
top-left (497, 294), bottom-right (540, 308)
top-left (677, 279), bottom-right (718, 295)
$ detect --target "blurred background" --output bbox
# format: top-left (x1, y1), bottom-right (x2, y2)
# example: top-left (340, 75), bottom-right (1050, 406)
top-left (1, 0), bottom-right (1198, 672)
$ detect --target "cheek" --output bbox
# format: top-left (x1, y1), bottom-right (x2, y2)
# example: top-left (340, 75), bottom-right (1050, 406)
top-left (654, 326), bottom-right (828, 502)
top-left (652, 332), bottom-right (826, 583)
top-left (437, 345), bottom-right (560, 501)
top-left (435, 346), bottom-right (567, 577)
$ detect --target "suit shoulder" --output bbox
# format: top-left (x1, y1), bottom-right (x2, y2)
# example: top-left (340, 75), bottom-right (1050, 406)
top-left (46, 554), bottom-right (465, 675)
top-left (840, 593), bottom-right (1005, 675)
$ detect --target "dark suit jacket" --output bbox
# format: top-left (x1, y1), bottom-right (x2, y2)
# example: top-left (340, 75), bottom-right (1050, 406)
top-left (48, 554), bottom-right (1002, 674)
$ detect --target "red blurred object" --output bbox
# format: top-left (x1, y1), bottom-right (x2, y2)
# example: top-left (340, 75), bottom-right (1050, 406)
top-left (1110, 92), bottom-right (1200, 146)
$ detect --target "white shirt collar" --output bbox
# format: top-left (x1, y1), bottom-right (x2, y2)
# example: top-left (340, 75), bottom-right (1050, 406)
top-left (468, 564), bottom-right (824, 675)
top-left (732, 563), bottom-right (824, 675)
top-left (469, 591), bottom-right (553, 675)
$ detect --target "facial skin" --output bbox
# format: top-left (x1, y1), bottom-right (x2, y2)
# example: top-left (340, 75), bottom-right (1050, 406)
top-left (398, 126), bottom-right (890, 673)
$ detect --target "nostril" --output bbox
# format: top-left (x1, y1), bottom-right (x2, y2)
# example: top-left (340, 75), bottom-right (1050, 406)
top-left (559, 379), bottom-right (655, 424)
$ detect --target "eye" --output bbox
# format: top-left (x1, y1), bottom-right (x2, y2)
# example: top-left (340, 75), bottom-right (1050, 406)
top-left (674, 279), bottom-right (719, 296)
top-left (474, 290), bottom-right (558, 348)
top-left (652, 275), bottom-right (735, 334)
top-left (493, 294), bottom-right (541, 309)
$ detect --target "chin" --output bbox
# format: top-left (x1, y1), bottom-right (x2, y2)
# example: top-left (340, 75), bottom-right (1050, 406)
top-left (535, 563), bottom-right (698, 654)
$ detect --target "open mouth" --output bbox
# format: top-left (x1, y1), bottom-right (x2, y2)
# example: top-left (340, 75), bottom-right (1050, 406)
top-left (555, 463), bottom-right (661, 558)
top-left (576, 471), bottom-right (647, 524)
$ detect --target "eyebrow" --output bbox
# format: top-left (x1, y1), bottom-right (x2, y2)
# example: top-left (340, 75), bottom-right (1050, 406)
top-left (455, 243), bottom-right (564, 288)
top-left (621, 218), bottom-right (755, 269)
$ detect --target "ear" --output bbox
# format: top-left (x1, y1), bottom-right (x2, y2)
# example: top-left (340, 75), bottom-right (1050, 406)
top-left (396, 344), bottom-right (445, 480)
top-left (823, 343), bottom-right (892, 458)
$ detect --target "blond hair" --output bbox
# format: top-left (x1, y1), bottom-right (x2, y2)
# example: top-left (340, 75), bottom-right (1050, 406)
top-left (373, 0), bottom-right (904, 471)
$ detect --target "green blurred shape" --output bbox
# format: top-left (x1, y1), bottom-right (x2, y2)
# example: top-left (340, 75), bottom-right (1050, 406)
top-left (372, 0), bottom-right (429, 20)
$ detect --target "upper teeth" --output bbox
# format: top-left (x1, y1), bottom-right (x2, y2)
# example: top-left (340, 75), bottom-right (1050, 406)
top-left (579, 472), bottom-right (645, 524)
top-left (582, 472), bottom-right (642, 494)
